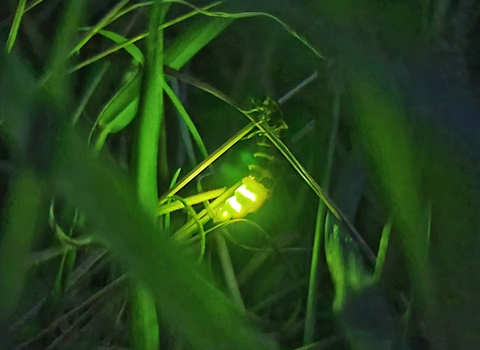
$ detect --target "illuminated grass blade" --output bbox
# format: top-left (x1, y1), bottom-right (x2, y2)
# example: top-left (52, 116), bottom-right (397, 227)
top-left (5, 0), bottom-right (27, 53)
top-left (158, 188), bottom-right (226, 216)
top-left (158, 123), bottom-right (255, 204)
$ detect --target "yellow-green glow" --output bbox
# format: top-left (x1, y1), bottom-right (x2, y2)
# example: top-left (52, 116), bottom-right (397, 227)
top-left (227, 196), bottom-right (243, 213)
top-left (214, 176), bottom-right (269, 222)
top-left (236, 185), bottom-right (257, 202)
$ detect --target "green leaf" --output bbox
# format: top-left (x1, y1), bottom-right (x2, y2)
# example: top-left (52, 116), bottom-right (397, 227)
top-left (96, 70), bottom-right (142, 130)
top-left (164, 15), bottom-right (234, 69)
top-left (96, 29), bottom-right (145, 64)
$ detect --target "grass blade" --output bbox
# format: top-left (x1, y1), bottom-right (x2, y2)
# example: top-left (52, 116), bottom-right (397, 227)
top-left (304, 74), bottom-right (341, 344)
top-left (5, 0), bottom-right (27, 53)
top-left (216, 231), bottom-right (245, 310)
top-left (129, 1), bottom-right (170, 349)
top-left (373, 217), bottom-right (392, 283)
top-left (158, 123), bottom-right (255, 204)
top-left (163, 79), bottom-right (208, 158)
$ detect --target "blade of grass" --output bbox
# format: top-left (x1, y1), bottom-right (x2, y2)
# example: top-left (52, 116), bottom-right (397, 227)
top-left (158, 188), bottom-right (226, 216)
top-left (216, 231), bottom-right (245, 310)
top-left (129, 1), bottom-right (169, 349)
top-left (162, 167), bottom-right (182, 231)
top-left (373, 217), bottom-right (392, 283)
top-left (304, 74), bottom-right (341, 344)
top-left (163, 79), bottom-right (208, 158)
top-left (5, 0), bottom-right (27, 53)
top-left (72, 62), bottom-right (110, 125)
top-left (158, 122), bottom-right (255, 204)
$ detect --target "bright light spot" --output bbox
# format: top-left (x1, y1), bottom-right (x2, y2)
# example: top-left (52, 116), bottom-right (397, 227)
top-left (237, 185), bottom-right (257, 202)
top-left (227, 196), bottom-right (243, 213)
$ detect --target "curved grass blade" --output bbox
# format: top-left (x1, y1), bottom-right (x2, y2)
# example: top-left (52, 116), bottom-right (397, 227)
top-left (95, 70), bottom-right (142, 132)
top-left (158, 188), bottom-right (226, 216)
top-left (168, 0), bottom-right (324, 59)
top-left (96, 29), bottom-right (145, 64)
top-left (5, 0), bottom-right (27, 53)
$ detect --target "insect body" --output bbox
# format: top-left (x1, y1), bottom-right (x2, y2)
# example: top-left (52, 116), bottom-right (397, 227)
top-left (214, 97), bottom-right (287, 222)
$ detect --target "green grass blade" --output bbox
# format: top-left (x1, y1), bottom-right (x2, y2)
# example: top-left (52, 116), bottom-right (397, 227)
top-left (5, 0), bottom-right (27, 53)
top-left (163, 79), bottom-right (208, 157)
top-left (72, 62), bottom-right (110, 125)
top-left (96, 70), bottom-right (142, 132)
top-left (42, 0), bottom-right (87, 106)
top-left (216, 231), bottom-right (245, 310)
top-left (0, 170), bottom-right (43, 322)
top-left (373, 217), bottom-right (392, 283)
top-left (304, 83), bottom-right (341, 344)
top-left (130, 2), bottom-right (170, 349)
top-left (96, 29), bottom-right (145, 64)
top-left (158, 123), bottom-right (255, 204)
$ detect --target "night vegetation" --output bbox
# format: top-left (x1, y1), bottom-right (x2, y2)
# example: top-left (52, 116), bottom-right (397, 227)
top-left (1, 1), bottom-right (480, 349)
